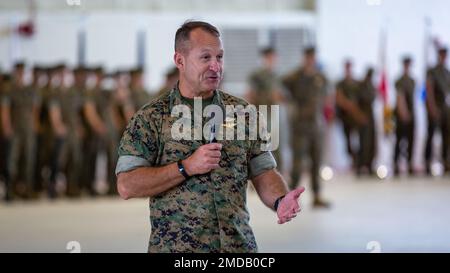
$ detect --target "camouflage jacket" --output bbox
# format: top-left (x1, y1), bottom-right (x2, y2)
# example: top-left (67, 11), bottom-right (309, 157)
top-left (282, 67), bottom-right (328, 125)
top-left (248, 68), bottom-right (280, 106)
top-left (116, 85), bottom-right (276, 253)
top-left (427, 65), bottom-right (450, 110)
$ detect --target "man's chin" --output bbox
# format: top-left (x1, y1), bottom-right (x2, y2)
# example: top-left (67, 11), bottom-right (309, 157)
top-left (202, 83), bottom-right (220, 92)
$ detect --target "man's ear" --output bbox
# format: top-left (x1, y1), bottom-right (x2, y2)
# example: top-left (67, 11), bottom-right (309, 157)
top-left (174, 52), bottom-right (184, 70)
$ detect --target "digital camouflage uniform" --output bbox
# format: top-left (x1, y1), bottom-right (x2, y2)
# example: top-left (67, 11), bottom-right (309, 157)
top-left (357, 79), bottom-right (377, 173)
top-left (35, 84), bottom-right (54, 192)
top-left (53, 87), bottom-right (85, 196)
top-left (394, 74), bottom-right (415, 172)
top-left (248, 68), bottom-right (282, 171)
top-left (335, 78), bottom-right (361, 165)
top-left (425, 64), bottom-right (450, 171)
top-left (82, 87), bottom-right (110, 194)
top-left (116, 85), bottom-right (276, 253)
top-left (282, 68), bottom-right (327, 194)
top-left (3, 83), bottom-right (39, 196)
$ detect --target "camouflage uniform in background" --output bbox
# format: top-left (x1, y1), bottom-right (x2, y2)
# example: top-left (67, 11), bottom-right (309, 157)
top-left (129, 68), bottom-right (151, 112)
top-left (282, 67), bottom-right (327, 196)
top-left (130, 86), bottom-right (151, 112)
top-left (425, 64), bottom-right (450, 172)
top-left (116, 85), bottom-right (276, 252)
top-left (335, 78), bottom-right (361, 167)
top-left (54, 87), bottom-right (85, 196)
top-left (248, 68), bottom-right (282, 171)
top-left (35, 83), bottom-right (54, 192)
top-left (4, 83), bottom-right (39, 197)
top-left (82, 86), bottom-right (107, 195)
top-left (357, 77), bottom-right (377, 174)
top-left (394, 73), bottom-right (415, 174)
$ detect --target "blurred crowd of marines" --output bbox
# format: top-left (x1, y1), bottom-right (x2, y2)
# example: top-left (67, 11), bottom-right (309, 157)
top-left (0, 62), bottom-right (178, 202)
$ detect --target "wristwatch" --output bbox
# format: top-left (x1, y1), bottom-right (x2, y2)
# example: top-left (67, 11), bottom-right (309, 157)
top-left (177, 160), bottom-right (191, 179)
top-left (273, 195), bottom-right (285, 211)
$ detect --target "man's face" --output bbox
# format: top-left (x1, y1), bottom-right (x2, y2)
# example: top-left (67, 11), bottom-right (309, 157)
top-left (176, 28), bottom-right (224, 94)
top-left (404, 62), bottom-right (411, 73)
top-left (438, 51), bottom-right (447, 64)
top-left (264, 52), bottom-right (277, 69)
top-left (345, 62), bottom-right (352, 78)
top-left (74, 72), bottom-right (86, 86)
top-left (14, 68), bottom-right (24, 84)
top-left (303, 54), bottom-right (316, 69)
top-left (131, 74), bottom-right (143, 88)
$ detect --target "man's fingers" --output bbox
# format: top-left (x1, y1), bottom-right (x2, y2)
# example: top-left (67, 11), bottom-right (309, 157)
top-left (207, 151), bottom-right (222, 158)
top-left (293, 187), bottom-right (305, 198)
top-left (204, 143), bottom-right (222, 150)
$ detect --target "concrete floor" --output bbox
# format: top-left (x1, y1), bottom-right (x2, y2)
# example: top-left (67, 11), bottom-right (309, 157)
top-left (1, 174), bottom-right (450, 253)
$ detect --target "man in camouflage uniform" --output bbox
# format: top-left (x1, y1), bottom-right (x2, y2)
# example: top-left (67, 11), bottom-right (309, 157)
top-left (35, 66), bottom-right (55, 194)
top-left (335, 60), bottom-right (367, 170)
top-left (105, 71), bottom-right (135, 195)
top-left (357, 68), bottom-right (377, 176)
top-left (82, 67), bottom-right (108, 196)
top-left (425, 47), bottom-right (450, 175)
top-left (57, 66), bottom-right (86, 197)
top-left (393, 57), bottom-right (416, 176)
top-left (282, 47), bottom-right (330, 208)
top-left (246, 47), bottom-right (284, 172)
top-left (1, 62), bottom-right (39, 199)
top-left (129, 67), bottom-right (151, 112)
top-left (46, 64), bottom-right (68, 198)
top-left (116, 21), bottom-right (304, 253)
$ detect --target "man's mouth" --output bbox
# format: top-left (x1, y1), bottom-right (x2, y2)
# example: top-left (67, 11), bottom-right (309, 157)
top-left (206, 74), bottom-right (220, 80)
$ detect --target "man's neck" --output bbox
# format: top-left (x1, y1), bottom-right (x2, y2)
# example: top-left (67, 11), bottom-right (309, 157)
top-left (178, 80), bottom-right (214, 99)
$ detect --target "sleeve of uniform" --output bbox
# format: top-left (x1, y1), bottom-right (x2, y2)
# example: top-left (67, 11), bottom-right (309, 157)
top-left (396, 78), bottom-right (404, 95)
top-left (247, 111), bottom-right (277, 178)
top-left (1, 92), bottom-right (10, 107)
top-left (248, 72), bottom-right (258, 91)
top-left (321, 74), bottom-right (330, 96)
top-left (115, 112), bottom-right (158, 175)
top-left (281, 73), bottom-right (294, 93)
top-left (426, 69), bottom-right (434, 85)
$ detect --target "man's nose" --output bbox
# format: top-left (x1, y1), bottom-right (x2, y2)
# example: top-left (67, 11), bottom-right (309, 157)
top-left (209, 61), bottom-right (221, 73)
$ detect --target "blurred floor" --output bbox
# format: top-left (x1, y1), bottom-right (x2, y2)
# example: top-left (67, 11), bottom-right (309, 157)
top-left (1, 174), bottom-right (450, 253)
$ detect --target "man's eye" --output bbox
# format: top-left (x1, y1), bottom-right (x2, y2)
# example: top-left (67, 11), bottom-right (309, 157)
top-left (202, 56), bottom-right (210, 60)
top-left (217, 55), bottom-right (223, 60)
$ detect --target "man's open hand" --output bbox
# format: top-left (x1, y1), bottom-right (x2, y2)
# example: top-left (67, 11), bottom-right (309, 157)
top-left (277, 187), bottom-right (305, 224)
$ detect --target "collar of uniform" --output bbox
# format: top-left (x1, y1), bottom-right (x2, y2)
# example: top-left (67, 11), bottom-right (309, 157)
top-left (168, 81), bottom-right (224, 112)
